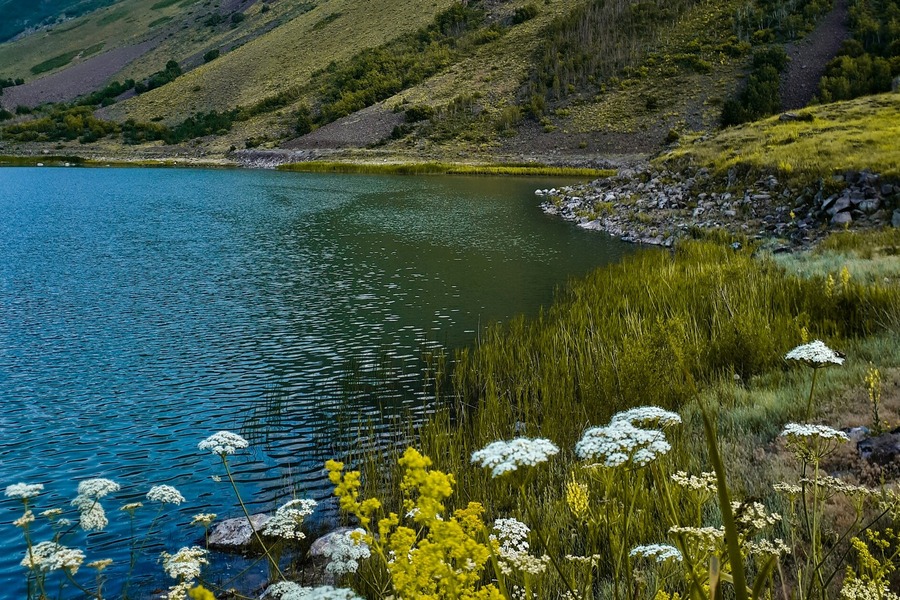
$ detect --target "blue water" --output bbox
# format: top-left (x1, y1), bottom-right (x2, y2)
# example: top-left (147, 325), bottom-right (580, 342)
top-left (0, 167), bottom-right (630, 597)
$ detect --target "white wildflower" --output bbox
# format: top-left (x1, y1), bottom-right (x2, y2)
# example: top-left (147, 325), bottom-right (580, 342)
top-left (41, 508), bottom-right (63, 519)
top-left (629, 544), bottom-right (683, 563)
top-left (121, 502), bottom-right (143, 511)
top-left (77, 478), bottom-right (120, 499)
top-left (745, 538), bottom-right (791, 557)
top-left (323, 528), bottom-right (371, 575)
top-left (160, 546), bottom-right (208, 581)
top-left (20, 541), bottom-right (84, 573)
top-left (166, 581), bottom-right (193, 600)
top-left (471, 438), bottom-right (559, 478)
top-left (840, 576), bottom-right (900, 600)
top-left (731, 501), bottom-right (781, 531)
top-left (13, 511), bottom-right (35, 527)
top-left (147, 485), bottom-right (185, 505)
top-left (773, 482), bottom-right (802, 496)
top-left (669, 526), bottom-right (725, 552)
top-left (612, 406), bottom-right (682, 428)
top-left (44, 545), bottom-right (85, 574)
top-left (780, 423), bottom-right (849, 441)
top-left (800, 475), bottom-right (874, 497)
top-left (5, 483), bottom-right (44, 499)
top-left (565, 554), bottom-right (603, 566)
top-left (21, 541), bottom-right (56, 570)
top-left (191, 513), bottom-right (217, 527)
top-left (575, 420), bottom-right (671, 467)
top-left (265, 581), bottom-right (364, 600)
top-left (88, 559), bottom-right (113, 571)
top-left (198, 431), bottom-right (249, 456)
top-left (491, 518), bottom-right (549, 575)
top-left (785, 340), bottom-right (844, 366)
top-left (263, 499), bottom-right (317, 540)
top-left (671, 471), bottom-right (717, 493)
top-left (76, 501), bottom-right (108, 532)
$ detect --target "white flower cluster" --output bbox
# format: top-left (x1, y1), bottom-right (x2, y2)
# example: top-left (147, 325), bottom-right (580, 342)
top-left (629, 544), bottom-right (683, 563)
top-left (161, 546), bottom-right (208, 580)
top-left (199, 431), bottom-right (250, 456)
top-left (71, 495), bottom-right (108, 532)
top-left (773, 482), bottom-right (802, 496)
top-left (800, 475), bottom-right (873, 497)
top-left (265, 582), bottom-right (363, 600)
top-left (668, 526), bottom-right (725, 552)
top-left (564, 554), bottom-right (603, 566)
top-left (731, 501), bottom-right (781, 531)
top-left (191, 513), bottom-right (217, 527)
top-left (576, 418), bottom-right (673, 468)
top-left (671, 471), bottom-right (717, 493)
top-left (77, 478), bottom-right (120, 499)
top-left (323, 528), bottom-right (371, 575)
top-left (5, 483), bottom-right (44, 499)
top-left (785, 340), bottom-right (845, 366)
top-left (13, 511), bottom-right (34, 528)
top-left (612, 406), bottom-right (683, 428)
top-left (121, 502), bottom-right (143, 512)
top-left (147, 485), bottom-right (186, 505)
top-left (471, 438), bottom-right (559, 478)
top-left (780, 423), bottom-right (849, 441)
top-left (840, 577), bottom-right (900, 600)
top-left (745, 538), bottom-right (791, 557)
top-left (20, 541), bottom-right (85, 573)
top-left (263, 499), bottom-right (318, 540)
top-left (88, 558), bottom-right (113, 571)
top-left (491, 518), bottom-right (549, 575)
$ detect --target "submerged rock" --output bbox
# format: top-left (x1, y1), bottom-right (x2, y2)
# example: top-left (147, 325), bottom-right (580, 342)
top-left (208, 514), bottom-right (271, 553)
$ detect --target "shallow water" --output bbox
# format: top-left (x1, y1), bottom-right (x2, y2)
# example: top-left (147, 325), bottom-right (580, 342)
top-left (0, 167), bottom-right (631, 596)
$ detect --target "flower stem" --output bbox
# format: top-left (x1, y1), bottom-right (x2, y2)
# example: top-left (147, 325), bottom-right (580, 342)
top-left (804, 367), bottom-right (819, 421)
top-left (221, 455), bottom-right (285, 580)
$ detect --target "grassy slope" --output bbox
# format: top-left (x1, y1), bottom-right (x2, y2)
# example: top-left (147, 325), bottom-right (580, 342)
top-left (0, 0), bottom-right (198, 80)
top-left (661, 92), bottom-right (900, 180)
top-left (105, 0), bottom-right (456, 124)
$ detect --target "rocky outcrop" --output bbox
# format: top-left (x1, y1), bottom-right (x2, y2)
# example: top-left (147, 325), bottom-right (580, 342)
top-left (538, 166), bottom-right (900, 247)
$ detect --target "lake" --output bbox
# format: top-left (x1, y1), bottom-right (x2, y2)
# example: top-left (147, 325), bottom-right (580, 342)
top-left (0, 167), bottom-right (631, 596)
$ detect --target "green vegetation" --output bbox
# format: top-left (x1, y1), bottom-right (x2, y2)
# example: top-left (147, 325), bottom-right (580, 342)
top-left (134, 60), bottom-right (182, 94)
top-left (29, 50), bottom-right (81, 75)
top-left (277, 161), bottom-right (614, 177)
top-left (817, 0), bottom-right (900, 102)
top-left (663, 93), bottom-right (900, 182)
top-left (0, 0), bottom-right (116, 43)
top-left (1, 106), bottom-right (119, 143)
top-left (76, 79), bottom-right (136, 107)
top-left (150, 0), bottom-right (183, 9)
top-left (148, 16), bottom-right (173, 28)
top-left (721, 46), bottom-right (789, 125)
top-left (345, 235), bottom-right (900, 599)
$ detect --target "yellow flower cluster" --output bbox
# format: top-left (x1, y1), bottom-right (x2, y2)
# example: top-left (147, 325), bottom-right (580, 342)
top-left (327, 448), bottom-right (502, 600)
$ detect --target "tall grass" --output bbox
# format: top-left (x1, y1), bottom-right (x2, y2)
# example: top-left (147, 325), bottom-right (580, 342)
top-left (356, 238), bottom-right (900, 597)
top-left (277, 161), bottom-right (614, 177)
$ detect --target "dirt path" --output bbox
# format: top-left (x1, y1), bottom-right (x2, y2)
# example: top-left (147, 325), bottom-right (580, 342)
top-left (781, 0), bottom-right (850, 110)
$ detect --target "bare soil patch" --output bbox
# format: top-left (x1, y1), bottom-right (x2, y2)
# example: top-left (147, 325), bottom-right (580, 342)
top-left (0, 40), bottom-right (155, 109)
top-left (781, 0), bottom-right (850, 111)
top-left (283, 104), bottom-right (404, 149)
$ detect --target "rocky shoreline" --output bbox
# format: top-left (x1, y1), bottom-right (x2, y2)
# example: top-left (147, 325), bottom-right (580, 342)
top-left (539, 164), bottom-right (900, 249)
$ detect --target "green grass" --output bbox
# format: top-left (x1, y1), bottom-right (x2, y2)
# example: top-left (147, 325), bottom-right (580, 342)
top-left (660, 93), bottom-right (900, 183)
top-left (277, 160), bottom-right (614, 177)
top-left (351, 237), bottom-right (900, 598)
top-left (30, 50), bottom-right (81, 75)
top-left (150, 0), bottom-right (182, 9)
top-left (147, 16), bottom-right (173, 28)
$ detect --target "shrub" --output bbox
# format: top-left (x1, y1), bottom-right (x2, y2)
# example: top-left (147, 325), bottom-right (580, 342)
top-left (512, 3), bottom-right (539, 24)
top-left (203, 49), bottom-right (220, 63)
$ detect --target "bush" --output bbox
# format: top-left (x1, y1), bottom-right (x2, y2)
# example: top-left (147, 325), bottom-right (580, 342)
top-left (405, 104), bottom-right (435, 123)
top-left (512, 3), bottom-right (539, 24)
top-left (818, 54), bottom-right (893, 102)
top-left (203, 49), bottom-right (220, 63)
top-left (722, 46), bottom-right (787, 125)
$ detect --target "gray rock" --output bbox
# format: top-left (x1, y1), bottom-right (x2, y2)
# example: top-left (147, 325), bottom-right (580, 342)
top-left (832, 211), bottom-right (852, 226)
top-left (821, 195), bottom-right (838, 211)
top-left (829, 195), bottom-right (852, 215)
top-left (859, 198), bottom-right (881, 213)
top-left (893, 209), bottom-right (900, 228)
top-left (882, 183), bottom-right (895, 196)
top-left (858, 432), bottom-right (900, 465)
top-left (208, 514), bottom-right (271, 552)
top-left (309, 527), bottom-right (359, 559)
top-left (844, 426), bottom-right (870, 443)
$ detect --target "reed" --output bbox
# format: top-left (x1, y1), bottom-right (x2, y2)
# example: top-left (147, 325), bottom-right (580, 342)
top-left (276, 161), bottom-right (614, 177)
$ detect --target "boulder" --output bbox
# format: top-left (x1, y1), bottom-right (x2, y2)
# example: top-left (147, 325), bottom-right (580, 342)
top-left (893, 209), bottom-right (900, 228)
top-left (308, 527), bottom-right (359, 559)
top-left (208, 514), bottom-right (271, 553)
top-left (829, 195), bottom-right (852, 215)
top-left (832, 211), bottom-right (853, 226)
top-left (858, 432), bottom-right (900, 465)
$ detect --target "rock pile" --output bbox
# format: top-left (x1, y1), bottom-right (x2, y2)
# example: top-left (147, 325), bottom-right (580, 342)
top-left (539, 165), bottom-right (900, 248)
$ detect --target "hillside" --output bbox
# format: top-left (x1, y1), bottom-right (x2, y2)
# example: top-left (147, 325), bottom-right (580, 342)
top-left (0, 0), bottom-right (897, 172)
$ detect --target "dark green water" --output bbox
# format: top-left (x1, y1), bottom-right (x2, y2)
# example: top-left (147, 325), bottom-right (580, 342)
top-left (0, 167), bottom-right (631, 596)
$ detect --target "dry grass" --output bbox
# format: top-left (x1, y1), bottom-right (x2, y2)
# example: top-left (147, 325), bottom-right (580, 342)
top-left (107, 0), bottom-right (456, 123)
top-left (660, 93), bottom-right (900, 181)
